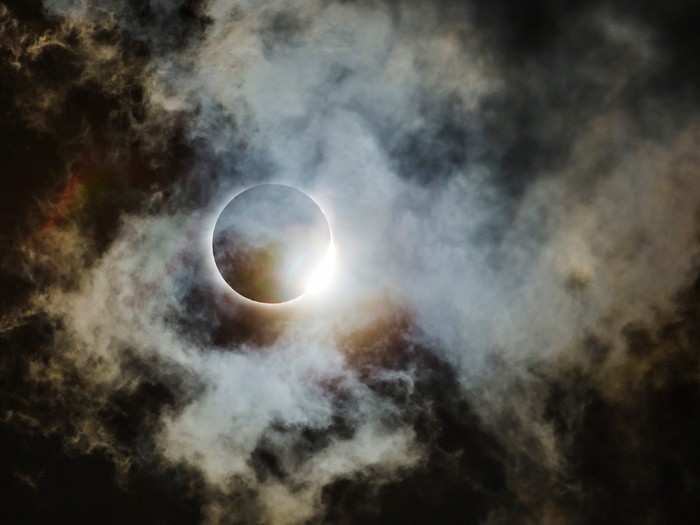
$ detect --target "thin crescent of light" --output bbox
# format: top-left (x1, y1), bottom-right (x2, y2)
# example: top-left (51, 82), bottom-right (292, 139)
top-left (206, 183), bottom-right (335, 308)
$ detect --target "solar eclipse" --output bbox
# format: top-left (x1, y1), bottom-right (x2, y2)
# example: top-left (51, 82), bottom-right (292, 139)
top-left (212, 184), bottom-right (334, 305)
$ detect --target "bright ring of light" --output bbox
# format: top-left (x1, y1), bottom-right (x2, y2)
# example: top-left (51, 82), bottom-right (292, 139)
top-left (208, 184), bottom-right (335, 307)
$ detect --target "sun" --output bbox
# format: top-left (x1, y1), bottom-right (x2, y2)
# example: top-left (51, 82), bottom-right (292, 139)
top-left (211, 183), bottom-right (336, 306)
top-left (302, 241), bottom-right (337, 297)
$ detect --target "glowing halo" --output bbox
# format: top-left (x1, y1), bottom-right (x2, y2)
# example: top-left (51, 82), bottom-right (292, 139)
top-left (208, 183), bottom-right (336, 307)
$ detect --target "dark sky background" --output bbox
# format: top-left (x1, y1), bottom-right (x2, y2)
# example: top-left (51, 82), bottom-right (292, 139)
top-left (2, 1), bottom-right (700, 524)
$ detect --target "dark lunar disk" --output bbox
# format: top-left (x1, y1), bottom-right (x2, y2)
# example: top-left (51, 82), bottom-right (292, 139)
top-left (212, 184), bottom-right (331, 304)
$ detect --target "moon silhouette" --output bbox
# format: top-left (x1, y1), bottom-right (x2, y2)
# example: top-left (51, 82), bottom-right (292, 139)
top-left (212, 184), bottom-right (332, 304)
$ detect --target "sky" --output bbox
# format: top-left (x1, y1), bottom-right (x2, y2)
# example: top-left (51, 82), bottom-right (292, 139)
top-left (2, 1), bottom-right (700, 523)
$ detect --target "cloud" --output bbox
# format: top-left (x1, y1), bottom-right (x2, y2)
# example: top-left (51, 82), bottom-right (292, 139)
top-left (7, 0), bottom-right (700, 523)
